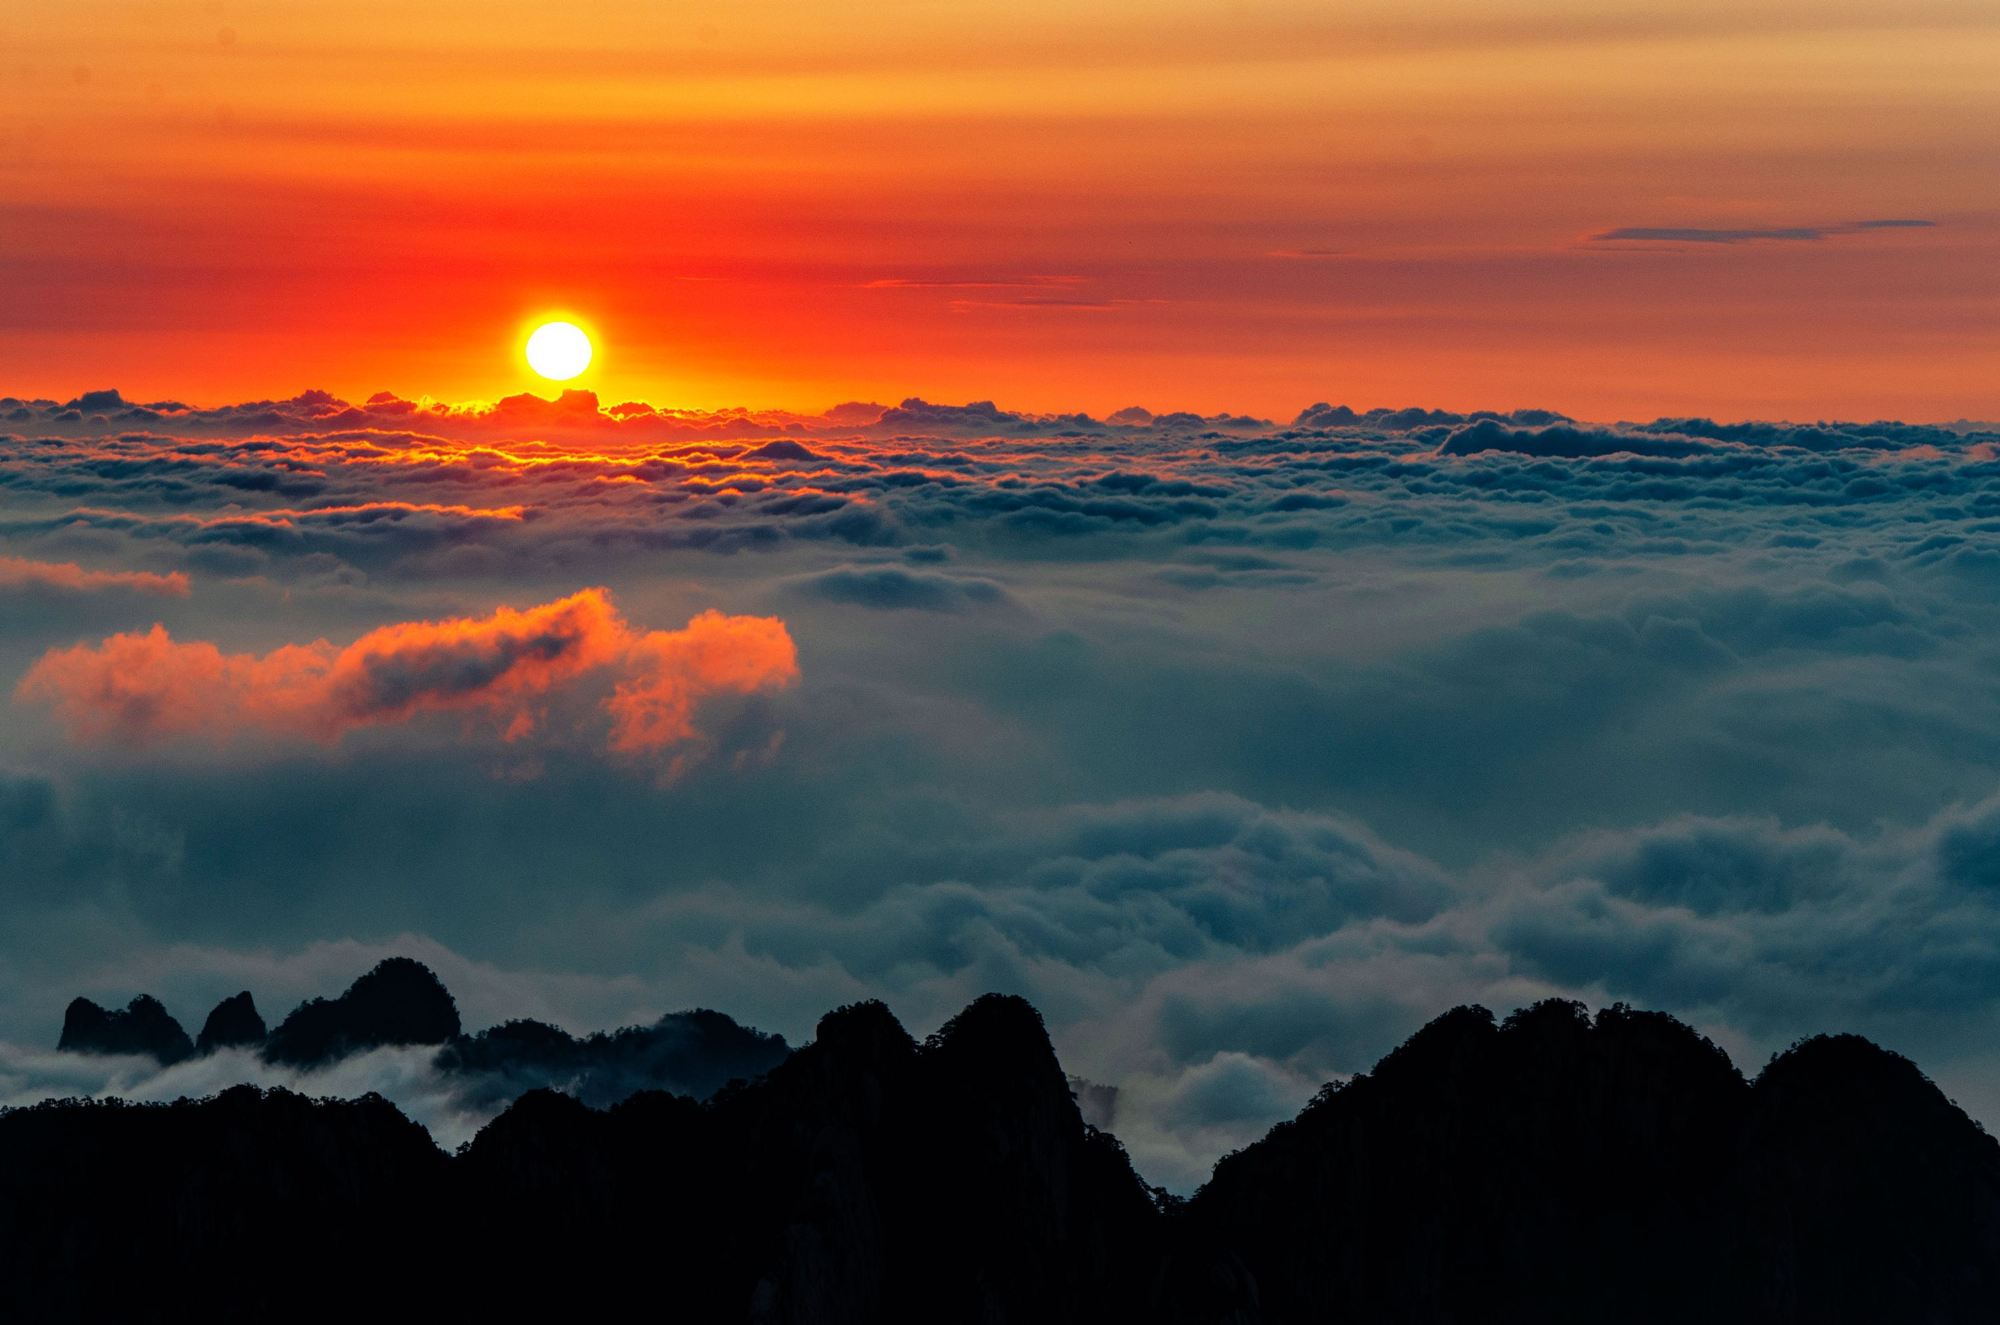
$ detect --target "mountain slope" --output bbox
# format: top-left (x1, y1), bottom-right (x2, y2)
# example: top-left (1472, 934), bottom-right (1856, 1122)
top-left (6, 990), bottom-right (1998, 1323)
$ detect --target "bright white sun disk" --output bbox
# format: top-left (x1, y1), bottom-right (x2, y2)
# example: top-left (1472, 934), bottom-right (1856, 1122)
top-left (525, 321), bottom-right (592, 381)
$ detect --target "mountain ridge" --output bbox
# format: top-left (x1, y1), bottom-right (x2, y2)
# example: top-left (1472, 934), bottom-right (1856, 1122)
top-left (44, 957), bottom-right (794, 1111)
top-left (5, 968), bottom-right (1998, 1321)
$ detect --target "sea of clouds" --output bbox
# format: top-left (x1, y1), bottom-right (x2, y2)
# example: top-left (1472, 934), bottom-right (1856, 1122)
top-left (2, 387), bottom-right (1998, 1188)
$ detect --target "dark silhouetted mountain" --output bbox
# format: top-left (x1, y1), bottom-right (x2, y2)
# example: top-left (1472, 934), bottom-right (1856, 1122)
top-left (54, 959), bottom-right (787, 1109)
top-left (7, 992), bottom-right (2000, 1322)
top-left (1175, 999), bottom-right (2000, 1324)
top-left (1179, 1001), bottom-right (1751, 1323)
top-left (0, 1086), bottom-right (447, 1321)
top-left (1737, 1033), bottom-right (2000, 1321)
top-left (433, 1006), bottom-right (791, 1108)
top-left (56, 994), bottom-right (193, 1064)
top-left (450, 993), bottom-right (1161, 1322)
top-left (193, 990), bottom-right (266, 1055)
top-left (260, 956), bottom-right (460, 1066)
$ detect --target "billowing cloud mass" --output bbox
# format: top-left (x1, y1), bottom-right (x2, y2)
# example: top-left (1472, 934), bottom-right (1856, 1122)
top-left (16, 590), bottom-right (797, 753)
top-left (5, 389), bottom-right (2000, 1190)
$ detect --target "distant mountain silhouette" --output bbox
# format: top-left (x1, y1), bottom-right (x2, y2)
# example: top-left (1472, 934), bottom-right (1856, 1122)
top-left (434, 1006), bottom-right (791, 1107)
top-left (56, 994), bottom-right (193, 1064)
top-left (10, 988), bottom-right (1999, 1321)
top-left (261, 956), bottom-right (461, 1066)
top-left (194, 990), bottom-right (266, 1055)
top-left (48, 957), bottom-right (790, 1109)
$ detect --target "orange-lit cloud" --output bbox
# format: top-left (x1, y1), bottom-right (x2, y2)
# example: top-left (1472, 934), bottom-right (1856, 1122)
top-left (0, 556), bottom-right (189, 597)
top-left (58, 502), bottom-right (527, 534)
top-left (606, 615), bottom-right (801, 753)
top-left (15, 589), bottom-right (797, 753)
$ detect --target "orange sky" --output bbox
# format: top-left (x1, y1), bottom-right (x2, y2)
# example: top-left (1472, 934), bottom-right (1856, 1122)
top-left (4, 0), bottom-right (1996, 421)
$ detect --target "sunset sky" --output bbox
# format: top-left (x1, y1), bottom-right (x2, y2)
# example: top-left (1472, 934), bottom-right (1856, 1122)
top-left (5, 0), bottom-right (2000, 1191)
top-left (7, 0), bottom-right (1996, 419)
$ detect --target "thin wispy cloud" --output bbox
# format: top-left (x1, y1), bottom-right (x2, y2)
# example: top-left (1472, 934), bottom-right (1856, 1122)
top-left (1590, 219), bottom-right (1939, 245)
top-left (862, 275), bottom-right (1091, 290)
top-left (0, 556), bottom-right (188, 597)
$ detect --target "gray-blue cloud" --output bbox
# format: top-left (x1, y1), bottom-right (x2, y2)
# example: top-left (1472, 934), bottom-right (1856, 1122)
top-left (4, 390), bottom-right (2000, 1188)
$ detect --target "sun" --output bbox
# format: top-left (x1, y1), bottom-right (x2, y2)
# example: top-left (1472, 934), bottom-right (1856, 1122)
top-left (524, 321), bottom-right (593, 381)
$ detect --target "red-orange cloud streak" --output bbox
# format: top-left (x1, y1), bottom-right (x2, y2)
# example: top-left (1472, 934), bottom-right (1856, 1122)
top-left (15, 589), bottom-right (797, 753)
top-left (0, 556), bottom-right (190, 597)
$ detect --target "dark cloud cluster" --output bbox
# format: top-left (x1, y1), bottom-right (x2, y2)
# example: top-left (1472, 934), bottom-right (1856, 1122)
top-left (5, 389), bottom-right (2000, 1188)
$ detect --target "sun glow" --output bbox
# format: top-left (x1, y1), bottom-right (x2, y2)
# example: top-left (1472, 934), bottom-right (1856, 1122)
top-left (525, 321), bottom-right (593, 382)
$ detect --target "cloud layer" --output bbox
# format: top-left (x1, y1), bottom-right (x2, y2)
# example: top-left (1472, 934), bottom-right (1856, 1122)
top-left (5, 388), bottom-right (2000, 1189)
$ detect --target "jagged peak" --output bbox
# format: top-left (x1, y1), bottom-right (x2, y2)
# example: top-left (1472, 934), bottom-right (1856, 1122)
top-left (810, 998), bottom-right (915, 1053)
top-left (263, 955), bottom-right (462, 1067)
top-left (921, 994), bottom-right (1072, 1101)
top-left (196, 990), bottom-right (267, 1055)
top-left (349, 956), bottom-right (458, 1009)
top-left (924, 992), bottom-right (1050, 1053)
top-left (58, 994), bottom-right (194, 1064)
